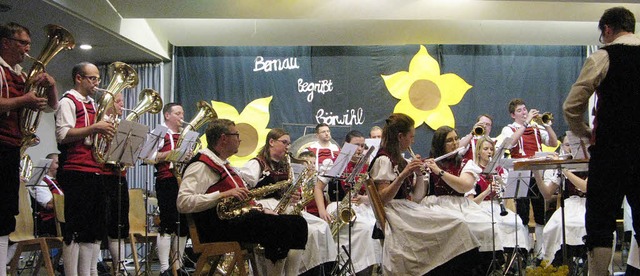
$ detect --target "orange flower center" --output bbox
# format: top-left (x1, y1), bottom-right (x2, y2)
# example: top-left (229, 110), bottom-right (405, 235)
top-left (236, 122), bottom-right (258, 157)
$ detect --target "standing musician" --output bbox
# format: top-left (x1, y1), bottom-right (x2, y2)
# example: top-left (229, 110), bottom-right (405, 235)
top-left (532, 135), bottom-right (591, 267)
top-left (315, 130), bottom-right (381, 275)
top-left (0, 22), bottom-right (58, 275)
top-left (459, 114), bottom-right (494, 160)
top-left (305, 123), bottom-right (340, 217)
top-left (239, 128), bottom-right (337, 275)
top-left (500, 98), bottom-right (558, 260)
top-left (152, 102), bottom-right (188, 276)
top-left (466, 136), bottom-right (530, 260)
top-left (422, 126), bottom-right (505, 273)
top-left (177, 119), bottom-right (308, 275)
top-left (369, 113), bottom-right (480, 275)
top-left (55, 62), bottom-right (115, 275)
top-left (563, 6), bottom-right (640, 275)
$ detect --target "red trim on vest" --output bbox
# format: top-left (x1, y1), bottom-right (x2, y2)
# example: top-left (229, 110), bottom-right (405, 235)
top-left (431, 158), bottom-right (467, 196)
top-left (370, 148), bottom-right (414, 200)
top-left (196, 154), bottom-right (246, 194)
top-left (155, 132), bottom-right (181, 180)
top-left (59, 94), bottom-right (103, 174)
top-left (509, 126), bottom-right (541, 159)
top-left (0, 66), bottom-right (26, 147)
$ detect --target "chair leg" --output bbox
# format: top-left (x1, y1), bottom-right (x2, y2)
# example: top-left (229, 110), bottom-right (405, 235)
top-left (40, 240), bottom-right (55, 276)
top-left (130, 234), bottom-right (141, 274)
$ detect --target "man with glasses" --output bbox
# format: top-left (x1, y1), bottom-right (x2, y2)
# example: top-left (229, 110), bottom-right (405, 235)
top-left (500, 98), bottom-right (558, 263)
top-left (55, 62), bottom-right (116, 275)
top-left (563, 7), bottom-right (640, 275)
top-left (1, 22), bottom-right (59, 276)
top-left (151, 102), bottom-right (190, 276)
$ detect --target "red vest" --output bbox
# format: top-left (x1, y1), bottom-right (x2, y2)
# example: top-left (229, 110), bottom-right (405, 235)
top-left (0, 66), bottom-right (26, 147)
top-left (155, 132), bottom-right (181, 180)
top-left (39, 177), bottom-right (63, 221)
top-left (430, 158), bottom-right (467, 197)
top-left (308, 146), bottom-right (339, 166)
top-left (369, 148), bottom-right (414, 200)
top-left (194, 153), bottom-right (247, 194)
top-left (509, 126), bottom-right (542, 159)
top-left (58, 94), bottom-right (104, 174)
top-left (475, 166), bottom-right (505, 201)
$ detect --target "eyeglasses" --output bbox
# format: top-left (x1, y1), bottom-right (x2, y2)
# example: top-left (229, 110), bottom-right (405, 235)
top-left (445, 136), bottom-right (460, 144)
top-left (277, 139), bottom-right (291, 146)
top-left (225, 132), bottom-right (240, 138)
top-left (6, 37), bottom-right (31, 47)
top-left (81, 75), bottom-right (101, 83)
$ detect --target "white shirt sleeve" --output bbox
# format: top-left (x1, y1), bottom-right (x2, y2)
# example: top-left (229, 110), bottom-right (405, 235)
top-left (238, 159), bottom-right (262, 189)
top-left (369, 156), bottom-right (396, 182)
top-left (55, 97), bottom-right (76, 143)
top-left (461, 160), bottom-right (482, 184)
top-left (177, 161), bottom-right (223, 213)
top-left (28, 183), bottom-right (52, 208)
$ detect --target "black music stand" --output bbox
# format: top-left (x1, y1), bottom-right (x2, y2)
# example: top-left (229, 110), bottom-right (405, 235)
top-left (106, 120), bottom-right (149, 275)
top-left (25, 158), bottom-right (53, 238)
top-left (502, 168), bottom-right (531, 275)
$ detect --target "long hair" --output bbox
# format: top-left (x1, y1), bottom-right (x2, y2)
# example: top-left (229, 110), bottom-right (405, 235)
top-left (381, 113), bottom-right (414, 165)
top-left (257, 128), bottom-right (289, 163)
top-left (474, 136), bottom-right (495, 166)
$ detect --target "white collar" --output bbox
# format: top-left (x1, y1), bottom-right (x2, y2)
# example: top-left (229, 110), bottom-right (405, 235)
top-left (63, 89), bottom-right (93, 103)
top-left (0, 56), bottom-right (24, 75)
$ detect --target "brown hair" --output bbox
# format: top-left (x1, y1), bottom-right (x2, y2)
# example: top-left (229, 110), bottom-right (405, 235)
top-left (256, 128), bottom-right (289, 163)
top-left (381, 113), bottom-right (414, 165)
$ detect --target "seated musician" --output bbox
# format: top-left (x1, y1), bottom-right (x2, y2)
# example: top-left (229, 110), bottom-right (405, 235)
top-left (315, 130), bottom-right (381, 275)
top-left (176, 119), bottom-right (308, 275)
top-left (466, 136), bottom-right (530, 259)
top-left (369, 113), bottom-right (480, 275)
top-left (532, 135), bottom-right (591, 267)
top-left (27, 153), bottom-right (63, 237)
top-left (238, 128), bottom-right (337, 275)
top-left (422, 126), bottom-right (505, 273)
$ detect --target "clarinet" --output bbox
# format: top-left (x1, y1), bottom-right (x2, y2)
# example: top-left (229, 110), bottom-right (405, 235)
top-left (493, 174), bottom-right (508, 216)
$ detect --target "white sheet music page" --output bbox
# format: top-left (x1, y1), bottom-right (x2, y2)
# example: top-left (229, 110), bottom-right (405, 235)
top-left (503, 170), bottom-right (531, 199)
top-left (139, 125), bottom-right (168, 160)
top-left (325, 143), bottom-right (358, 178)
top-left (565, 131), bottom-right (590, 159)
top-left (27, 158), bottom-right (52, 188)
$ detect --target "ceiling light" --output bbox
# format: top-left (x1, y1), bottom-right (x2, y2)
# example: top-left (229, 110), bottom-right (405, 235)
top-left (79, 44), bottom-right (92, 50)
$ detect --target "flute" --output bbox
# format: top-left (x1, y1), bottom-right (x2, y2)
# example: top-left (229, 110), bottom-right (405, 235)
top-left (408, 147), bottom-right (428, 175)
top-left (433, 147), bottom-right (465, 162)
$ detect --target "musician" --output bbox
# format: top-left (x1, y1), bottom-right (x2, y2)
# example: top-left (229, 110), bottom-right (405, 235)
top-left (369, 125), bottom-right (382, 139)
top-left (55, 62), bottom-right (115, 275)
top-left (459, 114), bottom-right (494, 160)
top-left (0, 22), bottom-right (58, 274)
top-left (305, 123), bottom-right (340, 217)
top-left (422, 126), bottom-right (505, 273)
top-left (152, 102), bottom-right (188, 275)
top-left (466, 136), bottom-right (530, 258)
top-left (500, 98), bottom-right (558, 260)
top-left (562, 7), bottom-right (640, 275)
top-left (369, 113), bottom-right (480, 275)
top-left (27, 153), bottom-right (63, 237)
top-left (177, 119), bottom-right (308, 275)
top-left (532, 135), bottom-right (590, 267)
top-left (315, 130), bottom-right (381, 275)
top-left (238, 128), bottom-right (337, 275)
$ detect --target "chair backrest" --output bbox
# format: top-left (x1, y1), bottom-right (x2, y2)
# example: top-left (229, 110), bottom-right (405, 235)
top-left (186, 214), bottom-right (205, 253)
top-left (364, 177), bottom-right (386, 235)
top-left (128, 189), bottom-right (147, 234)
top-left (9, 181), bottom-right (35, 241)
top-left (53, 193), bottom-right (65, 237)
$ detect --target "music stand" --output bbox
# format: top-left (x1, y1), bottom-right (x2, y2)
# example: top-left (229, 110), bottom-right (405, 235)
top-left (106, 120), bottom-right (149, 275)
top-left (565, 131), bottom-right (590, 160)
top-left (26, 158), bottom-right (53, 238)
top-left (513, 159), bottom-right (589, 270)
top-left (139, 125), bottom-right (168, 164)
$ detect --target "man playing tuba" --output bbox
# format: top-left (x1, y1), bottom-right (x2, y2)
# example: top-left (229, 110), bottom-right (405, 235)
top-left (0, 22), bottom-right (59, 276)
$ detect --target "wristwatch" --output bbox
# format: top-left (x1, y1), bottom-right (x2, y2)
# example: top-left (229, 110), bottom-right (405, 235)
top-left (438, 170), bottom-right (446, 177)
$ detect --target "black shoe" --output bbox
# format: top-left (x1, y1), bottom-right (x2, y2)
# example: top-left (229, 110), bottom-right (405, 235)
top-left (159, 269), bottom-right (172, 276)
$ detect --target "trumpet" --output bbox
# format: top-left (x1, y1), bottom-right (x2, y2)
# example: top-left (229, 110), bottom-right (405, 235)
top-left (472, 125), bottom-right (486, 136)
top-left (533, 112), bottom-right (553, 125)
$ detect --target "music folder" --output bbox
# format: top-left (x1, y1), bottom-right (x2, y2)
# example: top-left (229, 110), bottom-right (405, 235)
top-left (139, 125), bottom-right (168, 163)
top-left (26, 158), bottom-right (52, 188)
top-left (172, 130), bottom-right (199, 163)
top-left (324, 143), bottom-right (358, 178)
top-left (106, 120), bottom-right (149, 166)
top-left (503, 170), bottom-right (531, 199)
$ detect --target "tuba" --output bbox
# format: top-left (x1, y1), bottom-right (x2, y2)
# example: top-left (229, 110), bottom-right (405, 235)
top-left (217, 179), bottom-right (292, 220)
top-left (169, 101), bottom-right (217, 183)
top-left (125, 89), bottom-right (163, 121)
top-left (92, 62), bottom-right (139, 164)
top-left (20, 25), bottom-right (75, 136)
top-left (18, 134), bottom-right (40, 183)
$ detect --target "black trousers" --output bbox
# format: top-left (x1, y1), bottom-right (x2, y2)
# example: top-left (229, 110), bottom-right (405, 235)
top-left (58, 170), bottom-right (108, 244)
top-left (155, 177), bottom-right (188, 236)
top-left (0, 146), bottom-right (19, 236)
top-left (104, 174), bottom-right (130, 239)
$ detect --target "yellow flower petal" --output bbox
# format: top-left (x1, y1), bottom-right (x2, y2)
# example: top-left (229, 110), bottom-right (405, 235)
top-left (210, 100), bottom-right (240, 120)
top-left (236, 96), bottom-right (272, 129)
top-left (382, 71), bottom-right (412, 99)
top-left (394, 98), bottom-right (429, 128)
top-left (435, 73), bottom-right (473, 105)
top-left (424, 104), bottom-right (456, 129)
top-left (409, 46), bottom-right (441, 79)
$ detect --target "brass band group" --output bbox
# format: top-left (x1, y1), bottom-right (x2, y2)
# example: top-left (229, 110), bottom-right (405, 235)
top-left (2, 5), bottom-right (640, 276)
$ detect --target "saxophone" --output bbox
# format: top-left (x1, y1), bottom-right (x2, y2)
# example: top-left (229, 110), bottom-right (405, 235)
top-left (217, 179), bottom-right (292, 220)
top-left (275, 157), bottom-right (317, 214)
top-left (290, 172), bottom-right (317, 215)
top-left (330, 175), bottom-right (366, 238)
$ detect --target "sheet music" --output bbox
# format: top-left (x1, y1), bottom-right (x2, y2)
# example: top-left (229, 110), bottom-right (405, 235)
top-left (139, 125), bottom-right (168, 160)
top-left (565, 131), bottom-right (590, 159)
top-left (174, 130), bottom-right (199, 162)
top-left (503, 170), bottom-right (531, 199)
top-left (325, 143), bottom-right (358, 177)
top-left (26, 158), bottom-right (52, 188)
top-left (364, 138), bottom-right (381, 163)
top-left (106, 120), bottom-right (149, 166)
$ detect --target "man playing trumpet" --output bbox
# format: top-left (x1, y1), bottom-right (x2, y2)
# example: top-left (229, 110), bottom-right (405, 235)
top-left (0, 22), bottom-right (59, 275)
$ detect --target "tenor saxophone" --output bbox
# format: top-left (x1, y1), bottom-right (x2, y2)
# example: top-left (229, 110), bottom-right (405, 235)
top-left (216, 179), bottom-right (292, 220)
top-left (330, 175), bottom-right (366, 238)
top-left (274, 154), bottom-right (317, 214)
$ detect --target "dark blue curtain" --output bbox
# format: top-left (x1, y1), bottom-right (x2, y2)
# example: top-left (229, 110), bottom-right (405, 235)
top-left (174, 45), bottom-right (585, 156)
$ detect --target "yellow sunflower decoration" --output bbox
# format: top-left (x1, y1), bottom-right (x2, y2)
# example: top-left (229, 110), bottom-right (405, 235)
top-left (200, 96), bottom-right (273, 167)
top-left (382, 45), bottom-right (472, 129)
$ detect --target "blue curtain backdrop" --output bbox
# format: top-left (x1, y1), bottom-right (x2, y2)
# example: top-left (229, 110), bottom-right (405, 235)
top-left (174, 45), bottom-right (585, 156)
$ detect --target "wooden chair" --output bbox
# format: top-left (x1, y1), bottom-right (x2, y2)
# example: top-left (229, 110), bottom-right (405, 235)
top-left (364, 177), bottom-right (386, 235)
top-left (128, 188), bottom-right (158, 274)
top-left (8, 181), bottom-right (63, 275)
top-left (186, 214), bottom-right (247, 276)
top-left (53, 193), bottom-right (64, 237)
